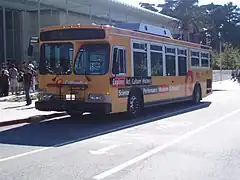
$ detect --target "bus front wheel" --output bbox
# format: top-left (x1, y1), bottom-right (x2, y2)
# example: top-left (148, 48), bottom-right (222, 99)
top-left (127, 90), bottom-right (144, 118)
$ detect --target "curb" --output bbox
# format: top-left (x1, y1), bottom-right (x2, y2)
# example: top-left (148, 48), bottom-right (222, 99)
top-left (0, 93), bottom-right (39, 102)
top-left (0, 112), bottom-right (67, 127)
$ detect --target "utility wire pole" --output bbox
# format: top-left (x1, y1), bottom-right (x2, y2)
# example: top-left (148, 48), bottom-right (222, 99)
top-left (219, 41), bottom-right (222, 82)
top-left (219, 32), bottom-right (223, 82)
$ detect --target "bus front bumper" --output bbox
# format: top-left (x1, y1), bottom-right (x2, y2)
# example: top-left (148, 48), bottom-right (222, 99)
top-left (35, 100), bottom-right (112, 114)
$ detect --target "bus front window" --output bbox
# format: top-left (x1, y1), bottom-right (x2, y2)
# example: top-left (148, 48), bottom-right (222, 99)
top-left (74, 43), bottom-right (110, 75)
top-left (39, 43), bottom-right (73, 75)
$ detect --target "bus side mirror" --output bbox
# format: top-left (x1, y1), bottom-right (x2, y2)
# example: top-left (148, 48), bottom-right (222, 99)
top-left (28, 45), bottom-right (34, 57)
top-left (28, 36), bottom-right (39, 57)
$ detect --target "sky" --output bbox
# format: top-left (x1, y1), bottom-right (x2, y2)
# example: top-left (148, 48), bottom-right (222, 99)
top-left (118, 0), bottom-right (240, 7)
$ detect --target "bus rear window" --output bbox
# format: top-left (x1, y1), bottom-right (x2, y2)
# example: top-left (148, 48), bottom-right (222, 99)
top-left (40, 28), bottom-right (106, 41)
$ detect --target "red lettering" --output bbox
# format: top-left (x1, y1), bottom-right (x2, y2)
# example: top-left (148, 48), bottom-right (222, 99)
top-left (111, 77), bottom-right (126, 87)
top-left (159, 85), bottom-right (169, 93)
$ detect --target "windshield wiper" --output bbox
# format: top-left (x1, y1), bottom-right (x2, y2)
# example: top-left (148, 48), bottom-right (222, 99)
top-left (84, 68), bottom-right (91, 82)
top-left (52, 74), bottom-right (59, 82)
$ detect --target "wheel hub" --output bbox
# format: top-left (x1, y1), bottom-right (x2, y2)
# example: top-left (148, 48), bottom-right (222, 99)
top-left (196, 89), bottom-right (200, 102)
top-left (129, 96), bottom-right (140, 115)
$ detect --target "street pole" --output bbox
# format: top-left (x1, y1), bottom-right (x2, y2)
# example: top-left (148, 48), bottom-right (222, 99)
top-left (219, 40), bottom-right (223, 82)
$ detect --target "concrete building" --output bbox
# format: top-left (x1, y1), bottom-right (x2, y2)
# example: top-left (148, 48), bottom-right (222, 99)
top-left (0, 0), bottom-right (179, 65)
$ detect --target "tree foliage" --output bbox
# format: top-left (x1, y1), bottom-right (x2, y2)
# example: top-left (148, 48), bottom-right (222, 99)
top-left (139, 0), bottom-right (240, 69)
top-left (212, 44), bottom-right (240, 69)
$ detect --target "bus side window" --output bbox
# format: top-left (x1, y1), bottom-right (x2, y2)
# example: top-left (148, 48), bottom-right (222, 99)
top-left (178, 48), bottom-right (187, 76)
top-left (165, 47), bottom-right (176, 76)
top-left (191, 51), bottom-right (200, 67)
top-left (112, 47), bottom-right (127, 75)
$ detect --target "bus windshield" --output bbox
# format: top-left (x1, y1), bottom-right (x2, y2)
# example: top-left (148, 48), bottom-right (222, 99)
top-left (74, 43), bottom-right (110, 75)
top-left (39, 43), bottom-right (73, 75)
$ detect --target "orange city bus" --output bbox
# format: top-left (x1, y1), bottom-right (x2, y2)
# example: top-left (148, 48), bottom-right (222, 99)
top-left (28, 23), bottom-right (212, 118)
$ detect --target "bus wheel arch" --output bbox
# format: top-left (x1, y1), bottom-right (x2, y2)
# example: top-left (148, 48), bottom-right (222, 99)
top-left (127, 87), bottom-right (144, 118)
top-left (193, 82), bottom-right (202, 104)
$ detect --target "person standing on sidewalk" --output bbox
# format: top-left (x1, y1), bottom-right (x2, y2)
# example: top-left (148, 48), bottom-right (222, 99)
top-left (9, 64), bottom-right (19, 95)
top-left (23, 65), bottom-right (33, 105)
top-left (0, 65), bottom-right (9, 97)
top-left (0, 69), bottom-right (4, 97)
top-left (28, 63), bottom-right (37, 92)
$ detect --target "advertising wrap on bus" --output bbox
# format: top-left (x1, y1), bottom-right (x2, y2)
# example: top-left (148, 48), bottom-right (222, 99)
top-left (28, 24), bottom-right (212, 118)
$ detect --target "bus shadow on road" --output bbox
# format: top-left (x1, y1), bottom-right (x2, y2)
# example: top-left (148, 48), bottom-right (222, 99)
top-left (0, 101), bottom-right (211, 147)
top-left (212, 89), bottom-right (228, 92)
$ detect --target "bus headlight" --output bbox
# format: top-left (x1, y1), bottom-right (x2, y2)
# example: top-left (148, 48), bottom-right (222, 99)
top-left (66, 94), bottom-right (76, 100)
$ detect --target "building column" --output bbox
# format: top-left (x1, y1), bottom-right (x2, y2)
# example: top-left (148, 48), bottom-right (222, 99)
top-left (89, 4), bottom-right (92, 22)
top-left (66, 0), bottom-right (69, 24)
top-left (3, 7), bottom-right (6, 63)
top-left (37, 0), bottom-right (40, 36)
top-left (21, 10), bottom-right (26, 62)
top-left (12, 11), bottom-right (15, 60)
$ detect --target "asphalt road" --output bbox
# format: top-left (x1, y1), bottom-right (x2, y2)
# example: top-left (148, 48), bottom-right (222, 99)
top-left (0, 88), bottom-right (240, 180)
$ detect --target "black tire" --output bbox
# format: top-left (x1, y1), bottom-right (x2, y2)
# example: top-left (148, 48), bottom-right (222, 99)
top-left (127, 90), bottom-right (144, 118)
top-left (192, 85), bottom-right (201, 104)
top-left (67, 111), bottom-right (83, 118)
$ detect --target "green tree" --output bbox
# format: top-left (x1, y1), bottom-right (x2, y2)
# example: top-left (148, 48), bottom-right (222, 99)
top-left (139, 0), bottom-right (240, 69)
top-left (139, 3), bottom-right (159, 12)
top-left (202, 3), bottom-right (240, 49)
top-left (212, 44), bottom-right (240, 69)
top-left (140, 1), bottom-right (240, 48)
top-left (159, 0), bottom-right (202, 41)
top-left (141, 0), bottom-right (211, 42)
top-left (211, 50), bottom-right (220, 69)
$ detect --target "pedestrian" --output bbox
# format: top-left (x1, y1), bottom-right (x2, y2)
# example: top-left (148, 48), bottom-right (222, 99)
top-left (28, 63), bottom-right (37, 92)
top-left (1, 67), bottom-right (9, 97)
top-left (17, 70), bottom-right (24, 94)
top-left (231, 69), bottom-right (235, 80)
top-left (9, 64), bottom-right (19, 95)
top-left (23, 65), bottom-right (33, 105)
top-left (0, 69), bottom-right (4, 97)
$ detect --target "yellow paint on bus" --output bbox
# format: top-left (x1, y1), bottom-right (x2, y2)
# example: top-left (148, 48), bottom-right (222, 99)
top-left (34, 24), bottom-right (212, 117)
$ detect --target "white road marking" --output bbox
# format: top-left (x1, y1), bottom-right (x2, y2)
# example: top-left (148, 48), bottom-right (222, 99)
top-left (92, 108), bottom-right (240, 180)
top-left (90, 144), bottom-right (120, 155)
top-left (0, 103), bottom-right (205, 163)
top-left (0, 147), bottom-right (52, 163)
top-left (157, 121), bottom-right (192, 130)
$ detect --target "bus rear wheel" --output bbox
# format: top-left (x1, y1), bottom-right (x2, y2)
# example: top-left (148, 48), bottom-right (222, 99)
top-left (127, 91), bottom-right (144, 118)
top-left (193, 85), bottom-right (201, 104)
top-left (67, 111), bottom-right (83, 118)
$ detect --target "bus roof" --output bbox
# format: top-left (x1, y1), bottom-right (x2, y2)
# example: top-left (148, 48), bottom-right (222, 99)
top-left (40, 24), bottom-right (211, 50)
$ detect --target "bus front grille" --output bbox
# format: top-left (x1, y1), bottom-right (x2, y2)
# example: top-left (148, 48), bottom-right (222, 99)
top-left (47, 83), bottom-right (88, 101)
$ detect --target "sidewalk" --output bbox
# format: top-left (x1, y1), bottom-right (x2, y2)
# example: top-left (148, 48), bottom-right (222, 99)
top-left (0, 92), bottom-right (38, 102)
top-left (212, 79), bottom-right (240, 91)
top-left (0, 101), bottom-right (66, 126)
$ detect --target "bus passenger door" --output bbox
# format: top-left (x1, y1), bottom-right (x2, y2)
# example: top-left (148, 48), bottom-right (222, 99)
top-left (176, 47), bottom-right (189, 98)
top-left (111, 46), bottom-right (128, 113)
